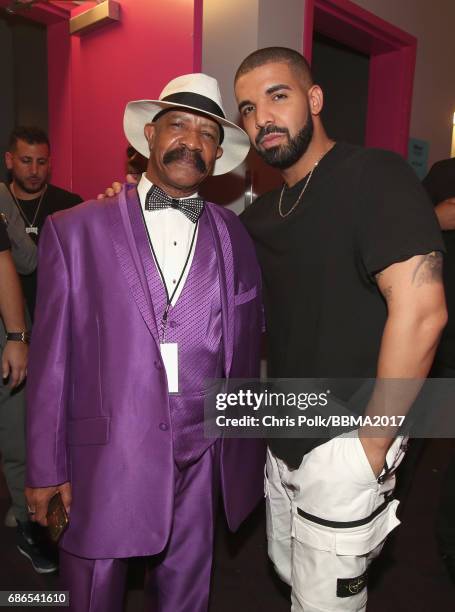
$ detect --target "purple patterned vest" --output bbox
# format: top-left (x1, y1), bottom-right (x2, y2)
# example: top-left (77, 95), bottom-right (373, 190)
top-left (144, 210), bottom-right (223, 468)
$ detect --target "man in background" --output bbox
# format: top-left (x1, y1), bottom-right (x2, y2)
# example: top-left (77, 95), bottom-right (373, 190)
top-left (2, 126), bottom-right (83, 319)
top-left (423, 158), bottom-right (455, 582)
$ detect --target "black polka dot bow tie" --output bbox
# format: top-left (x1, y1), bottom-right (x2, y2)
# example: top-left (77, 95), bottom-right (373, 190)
top-left (145, 185), bottom-right (205, 224)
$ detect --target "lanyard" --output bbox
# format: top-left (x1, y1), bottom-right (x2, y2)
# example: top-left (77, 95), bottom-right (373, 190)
top-left (140, 205), bottom-right (198, 341)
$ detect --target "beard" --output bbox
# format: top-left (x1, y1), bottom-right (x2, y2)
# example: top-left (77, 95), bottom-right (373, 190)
top-left (255, 114), bottom-right (314, 169)
top-left (162, 146), bottom-right (207, 174)
top-left (14, 174), bottom-right (46, 195)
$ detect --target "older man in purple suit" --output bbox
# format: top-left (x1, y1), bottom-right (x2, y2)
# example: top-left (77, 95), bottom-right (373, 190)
top-left (24, 73), bottom-right (265, 612)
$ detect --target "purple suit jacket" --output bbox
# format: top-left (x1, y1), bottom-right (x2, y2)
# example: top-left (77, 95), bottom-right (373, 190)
top-left (26, 185), bottom-right (265, 559)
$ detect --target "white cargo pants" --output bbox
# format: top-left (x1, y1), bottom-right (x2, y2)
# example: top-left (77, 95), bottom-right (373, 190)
top-left (265, 433), bottom-right (407, 612)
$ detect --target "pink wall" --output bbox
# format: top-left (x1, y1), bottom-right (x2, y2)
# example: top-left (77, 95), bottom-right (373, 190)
top-left (47, 0), bottom-right (201, 199)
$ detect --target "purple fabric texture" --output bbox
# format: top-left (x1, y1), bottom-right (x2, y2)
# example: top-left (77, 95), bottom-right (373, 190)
top-left (127, 199), bottom-right (223, 467)
top-left (144, 440), bottom-right (221, 611)
top-left (59, 442), bottom-right (221, 612)
top-left (59, 551), bottom-right (128, 612)
top-left (26, 184), bottom-right (265, 560)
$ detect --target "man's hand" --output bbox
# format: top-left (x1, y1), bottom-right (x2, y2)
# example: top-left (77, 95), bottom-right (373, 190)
top-left (96, 174), bottom-right (139, 200)
top-left (435, 197), bottom-right (455, 230)
top-left (359, 436), bottom-right (388, 478)
top-left (25, 482), bottom-right (72, 527)
top-left (1, 341), bottom-right (27, 388)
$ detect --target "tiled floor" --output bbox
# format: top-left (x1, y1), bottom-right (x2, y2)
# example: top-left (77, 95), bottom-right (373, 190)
top-left (1, 439), bottom-right (454, 611)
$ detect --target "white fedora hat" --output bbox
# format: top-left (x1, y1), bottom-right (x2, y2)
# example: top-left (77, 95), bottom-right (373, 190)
top-left (123, 73), bottom-right (250, 176)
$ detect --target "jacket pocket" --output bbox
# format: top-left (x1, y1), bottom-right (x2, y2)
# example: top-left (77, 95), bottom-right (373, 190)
top-left (68, 416), bottom-right (110, 446)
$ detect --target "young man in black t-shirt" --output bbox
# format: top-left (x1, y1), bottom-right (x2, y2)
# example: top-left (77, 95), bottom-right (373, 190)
top-left (235, 48), bottom-right (447, 611)
top-left (2, 126), bottom-right (83, 319)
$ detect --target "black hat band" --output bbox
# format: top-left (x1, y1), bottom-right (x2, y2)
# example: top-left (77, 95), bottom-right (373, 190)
top-left (161, 92), bottom-right (225, 119)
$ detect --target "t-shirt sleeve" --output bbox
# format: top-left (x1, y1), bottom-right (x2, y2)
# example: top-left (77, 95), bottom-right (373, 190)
top-left (355, 149), bottom-right (445, 276)
top-left (0, 219), bottom-right (11, 252)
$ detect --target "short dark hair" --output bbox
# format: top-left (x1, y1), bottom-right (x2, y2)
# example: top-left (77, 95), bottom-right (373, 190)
top-left (8, 126), bottom-right (50, 152)
top-left (235, 47), bottom-right (314, 89)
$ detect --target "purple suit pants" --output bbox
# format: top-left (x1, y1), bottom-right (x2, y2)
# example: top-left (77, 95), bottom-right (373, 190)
top-left (59, 442), bottom-right (221, 612)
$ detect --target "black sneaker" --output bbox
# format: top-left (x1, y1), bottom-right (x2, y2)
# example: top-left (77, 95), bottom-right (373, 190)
top-left (16, 521), bottom-right (58, 574)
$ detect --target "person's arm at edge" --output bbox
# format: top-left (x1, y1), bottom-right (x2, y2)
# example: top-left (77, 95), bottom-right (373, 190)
top-left (0, 249), bottom-right (28, 387)
top-left (434, 198), bottom-right (455, 230)
top-left (422, 163), bottom-right (455, 231)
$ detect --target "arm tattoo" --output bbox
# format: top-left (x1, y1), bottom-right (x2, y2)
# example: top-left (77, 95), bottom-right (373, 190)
top-left (382, 286), bottom-right (392, 302)
top-left (375, 270), bottom-right (392, 302)
top-left (412, 252), bottom-right (443, 286)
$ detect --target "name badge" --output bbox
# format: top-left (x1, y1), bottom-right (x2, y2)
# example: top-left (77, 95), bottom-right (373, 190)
top-left (160, 343), bottom-right (179, 393)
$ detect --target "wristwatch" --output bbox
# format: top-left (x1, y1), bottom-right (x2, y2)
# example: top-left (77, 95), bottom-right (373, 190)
top-left (6, 331), bottom-right (30, 344)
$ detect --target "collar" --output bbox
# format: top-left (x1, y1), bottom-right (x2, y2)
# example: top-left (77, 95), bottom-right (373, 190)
top-left (137, 174), bottom-right (199, 206)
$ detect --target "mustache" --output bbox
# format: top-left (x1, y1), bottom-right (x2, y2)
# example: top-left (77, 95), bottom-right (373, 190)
top-left (163, 147), bottom-right (207, 174)
top-left (255, 124), bottom-right (289, 147)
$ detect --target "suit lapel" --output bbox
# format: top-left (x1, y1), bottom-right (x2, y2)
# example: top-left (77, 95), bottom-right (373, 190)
top-left (108, 192), bottom-right (235, 372)
top-left (107, 185), bottom-right (160, 346)
top-left (205, 203), bottom-right (234, 378)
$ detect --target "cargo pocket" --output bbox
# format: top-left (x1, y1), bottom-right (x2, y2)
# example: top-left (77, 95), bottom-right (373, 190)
top-left (334, 497), bottom-right (400, 558)
top-left (291, 498), bottom-right (400, 611)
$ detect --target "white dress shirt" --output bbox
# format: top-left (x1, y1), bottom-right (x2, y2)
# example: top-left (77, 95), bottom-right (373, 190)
top-left (137, 174), bottom-right (199, 305)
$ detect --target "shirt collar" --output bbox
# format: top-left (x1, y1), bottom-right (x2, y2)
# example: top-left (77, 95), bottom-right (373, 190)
top-left (137, 173), bottom-right (199, 207)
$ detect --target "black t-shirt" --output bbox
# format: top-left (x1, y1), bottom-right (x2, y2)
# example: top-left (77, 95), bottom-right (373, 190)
top-left (241, 142), bottom-right (444, 466)
top-left (0, 219), bottom-right (10, 252)
top-left (11, 183), bottom-right (83, 318)
top-left (422, 158), bottom-right (455, 368)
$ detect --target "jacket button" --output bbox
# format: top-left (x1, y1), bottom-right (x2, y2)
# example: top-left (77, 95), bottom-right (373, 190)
top-left (159, 422), bottom-right (169, 431)
top-left (154, 360), bottom-right (162, 370)
top-left (169, 320), bottom-right (178, 329)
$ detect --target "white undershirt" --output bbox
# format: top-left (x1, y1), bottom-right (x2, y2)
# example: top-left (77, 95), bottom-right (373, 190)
top-left (137, 174), bottom-right (199, 305)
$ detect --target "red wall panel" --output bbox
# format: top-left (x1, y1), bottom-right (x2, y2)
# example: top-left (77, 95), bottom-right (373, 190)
top-left (48, 0), bottom-right (200, 199)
